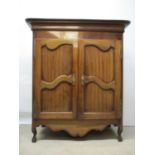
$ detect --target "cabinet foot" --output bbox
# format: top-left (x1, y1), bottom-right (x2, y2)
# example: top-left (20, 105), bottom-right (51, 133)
top-left (117, 125), bottom-right (123, 142)
top-left (32, 127), bottom-right (37, 143)
top-left (107, 125), bottom-right (111, 128)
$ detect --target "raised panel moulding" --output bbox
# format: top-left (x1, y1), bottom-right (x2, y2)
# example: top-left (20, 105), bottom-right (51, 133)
top-left (85, 44), bottom-right (114, 52)
top-left (41, 75), bottom-right (74, 90)
top-left (84, 76), bottom-right (115, 90)
top-left (43, 44), bottom-right (73, 51)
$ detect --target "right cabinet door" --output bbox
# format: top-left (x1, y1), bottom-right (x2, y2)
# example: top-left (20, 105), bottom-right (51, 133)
top-left (78, 39), bottom-right (122, 119)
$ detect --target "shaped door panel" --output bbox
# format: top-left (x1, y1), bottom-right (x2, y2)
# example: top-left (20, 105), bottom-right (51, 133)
top-left (33, 39), bottom-right (78, 119)
top-left (78, 39), bottom-right (122, 119)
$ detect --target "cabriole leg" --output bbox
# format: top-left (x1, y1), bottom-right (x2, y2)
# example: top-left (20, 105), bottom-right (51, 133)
top-left (117, 125), bottom-right (123, 142)
top-left (32, 126), bottom-right (37, 143)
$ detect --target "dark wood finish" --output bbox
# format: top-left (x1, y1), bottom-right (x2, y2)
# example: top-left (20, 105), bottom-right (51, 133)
top-left (26, 18), bottom-right (130, 142)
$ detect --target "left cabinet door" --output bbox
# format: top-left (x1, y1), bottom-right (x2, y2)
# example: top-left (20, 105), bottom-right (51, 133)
top-left (33, 39), bottom-right (78, 119)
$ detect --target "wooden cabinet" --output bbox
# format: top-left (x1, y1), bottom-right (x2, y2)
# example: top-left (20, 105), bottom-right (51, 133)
top-left (26, 18), bottom-right (130, 142)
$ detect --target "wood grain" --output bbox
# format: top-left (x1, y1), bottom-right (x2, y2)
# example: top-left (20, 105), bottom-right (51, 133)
top-left (41, 84), bottom-right (72, 112)
top-left (84, 84), bottom-right (114, 112)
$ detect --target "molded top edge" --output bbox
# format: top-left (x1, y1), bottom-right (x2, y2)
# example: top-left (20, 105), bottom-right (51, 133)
top-left (26, 18), bottom-right (130, 26)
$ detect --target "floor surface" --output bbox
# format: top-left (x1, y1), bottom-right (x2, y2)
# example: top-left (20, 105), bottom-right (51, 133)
top-left (19, 125), bottom-right (134, 155)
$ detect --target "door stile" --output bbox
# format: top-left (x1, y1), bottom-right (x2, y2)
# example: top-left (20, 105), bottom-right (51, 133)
top-left (78, 40), bottom-right (85, 119)
top-left (72, 40), bottom-right (78, 118)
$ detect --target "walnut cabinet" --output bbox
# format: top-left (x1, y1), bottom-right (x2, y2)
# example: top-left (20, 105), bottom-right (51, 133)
top-left (26, 18), bottom-right (130, 142)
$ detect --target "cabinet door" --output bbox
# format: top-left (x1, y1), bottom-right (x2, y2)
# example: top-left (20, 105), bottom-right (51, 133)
top-left (33, 39), bottom-right (78, 119)
top-left (78, 39), bottom-right (122, 119)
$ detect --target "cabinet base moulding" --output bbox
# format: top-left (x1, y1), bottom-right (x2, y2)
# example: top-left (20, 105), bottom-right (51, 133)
top-left (46, 124), bottom-right (108, 137)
